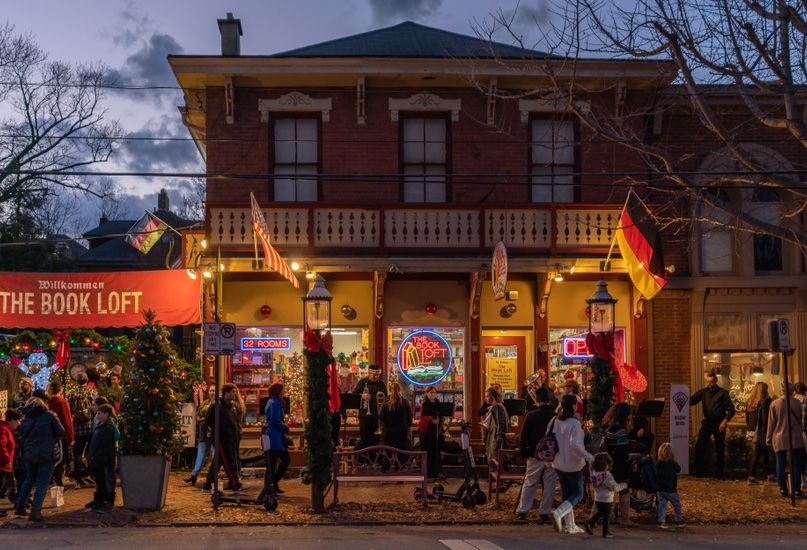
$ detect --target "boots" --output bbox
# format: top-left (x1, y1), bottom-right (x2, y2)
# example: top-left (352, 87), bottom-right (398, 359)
top-left (551, 501), bottom-right (573, 533)
top-left (563, 508), bottom-right (585, 534)
top-left (619, 492), bottom-right (638, 527)
top-left (28, 509), bottom-right (44, 522)
top-left (183, 475), bottom-right (197, 486)
top-left (85, 492), bottom-right (100, 508)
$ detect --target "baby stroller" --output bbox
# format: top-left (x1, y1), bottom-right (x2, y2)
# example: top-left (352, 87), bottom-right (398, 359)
top-left (627, 440), bottom-right (658, 514)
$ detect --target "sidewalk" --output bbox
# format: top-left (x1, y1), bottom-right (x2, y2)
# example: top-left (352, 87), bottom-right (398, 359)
top-left (2, 470), bottom-right (806, 528)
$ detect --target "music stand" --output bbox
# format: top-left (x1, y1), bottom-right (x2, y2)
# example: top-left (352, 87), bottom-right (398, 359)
top-left (339, 393), bottom-right (364, 446)
top-left (503, 398), bottom-right (527, 418)
top-left (635, 399), bottom-right (665, 452)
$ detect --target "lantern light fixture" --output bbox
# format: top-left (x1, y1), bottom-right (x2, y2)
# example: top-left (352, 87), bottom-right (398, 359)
top-left (586, 279), bottom-right (617, 334)
top-left (302, 275), bottom-right (332, 332)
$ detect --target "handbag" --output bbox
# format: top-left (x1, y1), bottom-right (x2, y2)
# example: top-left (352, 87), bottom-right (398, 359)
top-left (535, 418), bottom-right (559, 462)
top-left (261, 426), bottom-right (272, 451)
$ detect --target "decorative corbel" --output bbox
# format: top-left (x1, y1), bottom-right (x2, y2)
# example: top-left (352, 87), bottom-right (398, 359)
top-left (539, 272), bottom-right (554, 319)
top-left (470, 271), bottom-right (485, 319)
top-left (634, 295), bottom-right (646, 319)
top-left (224, 76), bottom-right (234, 124)
top-left (487, 79), bottom-right (497, 126)
top-left (356, 77), bottom-right (366, 125)
top-left (615, 79), bottom-right (627, 123)
top-left (374, 271), bottom-right (386, 318)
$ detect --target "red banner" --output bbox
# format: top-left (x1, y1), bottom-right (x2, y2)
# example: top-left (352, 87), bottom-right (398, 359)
top-left (0, 271), bottom-right (201, 329)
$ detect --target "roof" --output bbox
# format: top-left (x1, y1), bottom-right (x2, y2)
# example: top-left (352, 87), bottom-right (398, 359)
top-left (272, 21), bottom-right (551, 60)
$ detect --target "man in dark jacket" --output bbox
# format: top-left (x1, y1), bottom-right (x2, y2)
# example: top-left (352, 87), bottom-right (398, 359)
top-left (351, 364), bottom-right (387, 450)
top-left (202, 384), bottom-right (245, 493)
top-left (515, 387), bottom-right (558, 522)
top-left (690, 372), bottom-right (736, 478)
top-left (46, 382), bottom-right (74, 487)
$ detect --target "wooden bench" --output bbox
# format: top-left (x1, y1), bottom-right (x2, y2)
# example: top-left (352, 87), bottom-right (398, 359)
top-left (488, 447), bottom-right (527, 504)
top-left (332, 445), bottom-right (428, 507)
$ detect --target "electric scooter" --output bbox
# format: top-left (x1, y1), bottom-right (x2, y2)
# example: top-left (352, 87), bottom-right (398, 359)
top-left (426, 420), bottom-right (487, 509)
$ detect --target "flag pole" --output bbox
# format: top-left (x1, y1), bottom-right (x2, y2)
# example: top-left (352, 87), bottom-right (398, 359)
top-left (147, 210), bottom-right (182, 237)
top-left (604, 188), bottom-right (634, 267)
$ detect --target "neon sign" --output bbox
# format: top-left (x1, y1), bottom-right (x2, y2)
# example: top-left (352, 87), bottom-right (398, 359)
top-left (396, 330), bottom-right (453, 386)
top-left (562, 337), bottom-right (590, 360)
top-left (240, 337), bottom-right (292, 351)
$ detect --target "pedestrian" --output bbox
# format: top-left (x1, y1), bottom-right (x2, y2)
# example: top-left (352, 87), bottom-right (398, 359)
top-left (184, 387), bottom-right (216, 487)
top-left (202, 383), bottom-right (245, 494)
top-left (418, 386), bottom-right (445, 480)
top-left (796, 382), bottom-right (807, 489)
top-left (560, 378), bottom-right (584, 422)
top-left (0, 408), bottom-right (23, 517)
top-left (746, 381), bottom-right (773, 485)
top-left (600, 401), bottom-right (637, 527)
top-left (551, 394), bottom-right (594, 535)
top-left (263, 382), bottom-right (290, 496)
top-left (45, 381), bottom-right (74, 488)
top-left (515, 386), bottom-right (558, 523)
top-left (66, 372), bottom-right (98, 488)
top-left (484, 385), bottom-right (509, 466)
top-left (379, 381), bottom-right (413, 450)
top-left (351, 364), bottom-right (386, 450)
top-left (690, 371), bottom-right (735, 479)
top-left (86, 404), bottom-right (117, 511)
top-left (656, 442), bottom-right (685, 528)
top-left (766, 381), bottom-right (806, 498)
top-left (584, 452), bottom-right (625, 537)
top-left (14, 397), bottom-right (65, 521)
top-left (12, 377), bottom-right (33, 410)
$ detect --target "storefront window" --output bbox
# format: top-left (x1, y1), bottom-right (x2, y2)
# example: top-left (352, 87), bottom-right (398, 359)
top-left (702, 351), bottom-right (780, 422)
top-left (387, 327), bottom-right (464, 421)
top-left (547, 327), bottom-right (627, 392)
top-left (231, 326), bottom-right (367, 428)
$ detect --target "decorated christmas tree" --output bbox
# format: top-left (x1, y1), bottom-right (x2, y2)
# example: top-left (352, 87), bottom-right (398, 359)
top-left (280, 352), bottom-right (304, 424)
top-left (119, 310), bottom-right (182, 456)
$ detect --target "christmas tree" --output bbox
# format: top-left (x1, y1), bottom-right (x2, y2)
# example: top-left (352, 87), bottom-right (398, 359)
top-left (280, 352), bottom-right (305, 424)
top-left (119, 310), bottom-right (182, 456)
top-left (587, 354), bottom-right (615, 430)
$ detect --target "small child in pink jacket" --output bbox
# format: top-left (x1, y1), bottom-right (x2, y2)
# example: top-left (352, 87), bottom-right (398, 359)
top-left (585, 452), bottom-right (627, 537)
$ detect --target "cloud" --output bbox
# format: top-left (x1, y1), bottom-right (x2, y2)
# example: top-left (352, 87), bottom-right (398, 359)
top-left (367, 0), bottom-right (444, 25)
top-left (119, 114), bottom-right (201, 175)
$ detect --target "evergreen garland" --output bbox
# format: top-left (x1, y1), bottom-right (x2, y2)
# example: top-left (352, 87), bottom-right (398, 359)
top-left (588, 355), bottom-right (615, 430)
top-left (301, 334), bottom-right (333, 495)
top-left (119, 310), bottom-right (182, 456)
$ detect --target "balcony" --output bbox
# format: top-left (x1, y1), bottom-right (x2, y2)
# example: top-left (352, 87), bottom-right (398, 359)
top-left (208, 204), bottom-right (621, 256)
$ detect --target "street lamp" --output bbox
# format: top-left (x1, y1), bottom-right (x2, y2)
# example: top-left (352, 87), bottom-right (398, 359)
top-left (302, 275), bottom-right (332, 332)
top-left (587, 280), bottom-right (617, 334)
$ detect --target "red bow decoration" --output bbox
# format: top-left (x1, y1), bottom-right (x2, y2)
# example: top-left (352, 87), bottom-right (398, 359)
top-left (53, 329), bottom-right (72, 369)
top-left (304, 330), bottom-right (334, 357)
top-left (586, 331), bottom-right (624, 402)
top-left (617, 363), bottom-right (648, 393)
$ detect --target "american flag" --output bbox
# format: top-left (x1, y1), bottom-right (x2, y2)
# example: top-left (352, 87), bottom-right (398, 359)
top-left (250, 192), bottom-right (300, 289)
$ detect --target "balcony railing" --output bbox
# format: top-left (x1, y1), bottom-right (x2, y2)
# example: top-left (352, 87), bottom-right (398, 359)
top-left (208, 204), bottom-right (621, 254)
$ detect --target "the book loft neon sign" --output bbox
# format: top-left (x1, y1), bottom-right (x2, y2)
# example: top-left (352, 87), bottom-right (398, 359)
top-left (396, 330), bottom-right (453, 386)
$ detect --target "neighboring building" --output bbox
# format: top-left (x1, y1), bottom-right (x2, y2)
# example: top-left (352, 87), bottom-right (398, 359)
top-left (173, 15), bottom-right (807, 454)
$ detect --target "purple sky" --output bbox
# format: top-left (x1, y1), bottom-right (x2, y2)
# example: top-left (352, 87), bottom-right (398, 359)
top-left (3, 0), bottom-right (552, 227)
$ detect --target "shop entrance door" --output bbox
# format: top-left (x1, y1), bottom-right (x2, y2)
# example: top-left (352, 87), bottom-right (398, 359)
top-left (481, 335), bottom-right (527, 400)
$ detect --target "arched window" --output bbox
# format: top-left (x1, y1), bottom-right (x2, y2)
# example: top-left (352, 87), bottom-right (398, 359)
top-left (749, 188), bottom-right (782, 272)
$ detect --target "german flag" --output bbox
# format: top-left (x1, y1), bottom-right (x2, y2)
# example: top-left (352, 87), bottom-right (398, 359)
top-left (616, 192), bottom-right (667, 299)
top-left (126, 211), bottom-right (167, 254)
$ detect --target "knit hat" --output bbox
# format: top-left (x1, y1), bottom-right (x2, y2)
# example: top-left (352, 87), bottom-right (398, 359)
top-left (19, 377), bottom-right (33, 386)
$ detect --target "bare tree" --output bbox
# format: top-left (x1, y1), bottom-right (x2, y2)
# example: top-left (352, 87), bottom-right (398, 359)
top-left (478, 1), bottom-right (807, 250)
top-left (177, 176), bottom-right (206, 221)
top-left (0, 22), bottom-right (125, 240)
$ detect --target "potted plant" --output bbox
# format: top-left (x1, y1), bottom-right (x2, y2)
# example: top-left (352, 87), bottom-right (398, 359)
top-left (118, 310), bottom-right (182, 511)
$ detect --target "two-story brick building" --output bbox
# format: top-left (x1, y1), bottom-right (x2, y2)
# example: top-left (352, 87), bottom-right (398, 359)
top-left (169, 14), bottom-right (805, 452)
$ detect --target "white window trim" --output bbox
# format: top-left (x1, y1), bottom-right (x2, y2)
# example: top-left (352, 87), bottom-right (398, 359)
top-left (259, 92), bottom-right (333, 122)
top-left (519, 97), bottom-right (591, 123)
top-left (389, 93), bottom-right (461, 122)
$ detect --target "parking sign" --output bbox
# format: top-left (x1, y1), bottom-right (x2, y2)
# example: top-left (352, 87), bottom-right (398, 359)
top-left (204, 322), bottom-right (236, 356)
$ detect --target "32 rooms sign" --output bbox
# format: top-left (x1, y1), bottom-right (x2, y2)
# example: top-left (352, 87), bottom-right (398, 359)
top-left (0, 271), bottom-right (201, 328)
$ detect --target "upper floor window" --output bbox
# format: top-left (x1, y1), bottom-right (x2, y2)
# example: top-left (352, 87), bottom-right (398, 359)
top-left (530, 118), bottom-right (576, 203)
top-left (700, 187), bottom-right (734, 274)
top-left (273, 117), bottom-right (318, 201)
top-left (749, 188), bottom-right (782, 273)
top-left (402, 117), bottom-right (447, 202)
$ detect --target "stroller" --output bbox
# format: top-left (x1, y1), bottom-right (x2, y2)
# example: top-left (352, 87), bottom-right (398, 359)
top-left (627, 440), bottom-right (658, 514)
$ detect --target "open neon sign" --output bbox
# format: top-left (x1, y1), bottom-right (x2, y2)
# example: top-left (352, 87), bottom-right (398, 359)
top-left (240, 337), bottom-right (292, 351)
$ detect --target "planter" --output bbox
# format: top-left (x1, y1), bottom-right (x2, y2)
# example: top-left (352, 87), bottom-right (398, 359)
top-left (119, 455), bottom-right (171, 511)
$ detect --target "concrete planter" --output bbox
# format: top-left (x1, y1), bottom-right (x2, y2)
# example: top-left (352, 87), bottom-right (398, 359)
top-left (119, 455), bottom-right (171, 511)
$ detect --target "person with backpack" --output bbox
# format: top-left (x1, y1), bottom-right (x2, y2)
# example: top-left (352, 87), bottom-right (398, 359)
top-left (66, 372), bottom-right (97, 488)
top-left (656, 442), bottom-right (685, 528)
top-left (515, 387), bottom-right (558, 523)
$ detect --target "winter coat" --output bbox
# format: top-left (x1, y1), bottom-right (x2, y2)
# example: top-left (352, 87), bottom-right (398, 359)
top-left (264, 396), bottom-right (289, 451)
top-left (656, 459), bottom-right (681, 493)
top-left (590, 469), bottom-right (626, 503)
top-left (379, 399), bottom-right (413, 434)
top-left (0, 420), bottom-right (15, 472)
top-left (602, 422), bottom-right (632, 483)
top-left (87, 421), bottom-right (117, 469)
top-left (746, 396), bottom-right (771, 440)
top-left (485, 401), bottom-right (509, 463)
top-left (519, 404), bottom-right (555, 459)
top-left (766, 396), bottom-right (806, 452)
top-left (205, 398), bottom-right (240, 445)
top-left (20, 403), bottom-right (65, 465)
top-left (691, 385), bottom-right (735, 425)
top-left (552, 416), bottom-right (593, 473)
top-left (47, 395), bottom-right (74, 445)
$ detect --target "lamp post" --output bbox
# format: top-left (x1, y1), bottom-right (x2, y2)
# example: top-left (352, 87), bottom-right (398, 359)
top-left (586, 279), bottom-right (618, 428)
top-left (300, 275), bottom-right (333, 513)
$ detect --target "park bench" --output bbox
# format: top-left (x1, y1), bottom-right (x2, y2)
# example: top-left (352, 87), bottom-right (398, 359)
top-left (332, 445), bottom-right (428, 507)
top-left (488, 447), bottom-right (527, 504)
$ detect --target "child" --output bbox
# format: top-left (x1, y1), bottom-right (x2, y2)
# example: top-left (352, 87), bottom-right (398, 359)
top-left (0, 408), bottom-right (23, 516)
top-left (656, 442), bottom-right (685, 528)
top-left (585, 452), bottom-right (626, 538)
top-left (86, 404), bottom-right (118, 512)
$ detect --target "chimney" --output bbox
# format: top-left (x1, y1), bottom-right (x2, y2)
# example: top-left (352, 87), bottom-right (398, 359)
top-left (217, 13), bottom-right (243, 56)
top-left (157, 189), bottom-right (169, 212)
